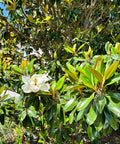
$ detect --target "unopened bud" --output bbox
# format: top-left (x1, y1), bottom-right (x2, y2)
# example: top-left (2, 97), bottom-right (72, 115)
top-left (54, 51), bottom-right (57, 60)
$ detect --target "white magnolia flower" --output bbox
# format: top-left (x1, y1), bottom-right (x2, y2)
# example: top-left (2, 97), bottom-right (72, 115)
top-left (1, 90), bottom-right (20, 100)
top-left (22, 74), bottom-right (50, 93)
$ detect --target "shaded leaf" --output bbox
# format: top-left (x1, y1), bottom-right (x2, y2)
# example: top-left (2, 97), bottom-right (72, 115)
top-left (106, 96), bottom-right (120, 117)
top-left (86, 105), bottom-right (97, 125)
top-left (87, 125), bottom-right (98, 141)
top-left (104, 107), bottom-right (119, 130)
top-left (95, 96), bottom-right (106, 114)
top-left (94, 113), bottom-right (104, 132)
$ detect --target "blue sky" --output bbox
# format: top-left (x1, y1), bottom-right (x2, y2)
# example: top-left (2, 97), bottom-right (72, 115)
top-left (0, 2), bottom-right (8, 16)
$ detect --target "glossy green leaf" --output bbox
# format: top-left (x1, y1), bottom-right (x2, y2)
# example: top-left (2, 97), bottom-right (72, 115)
top-left (104, 107), bottom-right (119, 130)
top-left (107, 96), bottom-right (120, 117)
top-left (28, 106), bottom-right (37, 118)
top-left (51, 80), bottom-right (56, 91)
top-left (66, 63), bottom-right (75, 73)
top-left (87, 67), bottom-right (103, 83)
top-left (76, 108), bottom-right (86, 121)
top-left (0, 86), bottom-right (4, 95)
top-left (86, 105), bottom-right (97, 125)
top-left (106, 75), bottom-right (120, 86)
top-left (105, 41), bottom-right (110, 53)
top-left (66, 85), bottom-right (85, 91)
top-left (94, 113), bottom-right (104, 132)
top-left (77, 42), bottom-right (87, 51)
top-left (77, 93), bottom-right (94, 111)
top-left (104, 61), bottom-right (119, 81)
top-left (64, 46), bottom-right (74, 53)
top-left (69, 108), bottom-right (76, 124)
top-left (28, 58), bottom-right (36, 73)
top-left (80, 74), bottom-right (94, 89)
top-left (76, 66), bottom-right (87, 77)
top-left (20, 110), bottom-right (27, 121)
top-left (64, 69), bottom-right (77, 80)
top-left (95, 96), bottom-right (106, 114)
top-left (93, 56), bottom-right (103, 70)
top-left (107, 93), bottom-right (120, 101)
top-left (11, 65), bottom-right (23, 74)
top-left (56, 76), bottom-right (65, 90)
top-left (87, 125), bottom-right (98, 141)
top-left (64, 99), bottom-right (77, 112)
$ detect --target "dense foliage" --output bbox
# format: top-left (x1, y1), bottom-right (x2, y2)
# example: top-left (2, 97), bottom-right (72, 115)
top-left (0, 0), bottom-right (120, 143)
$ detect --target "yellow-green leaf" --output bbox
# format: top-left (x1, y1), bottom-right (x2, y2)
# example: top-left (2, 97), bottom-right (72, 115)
top-left (64, 69), bottom-right (77, 80)
top-left (44, 5), bottom-right (48, 13)
top-left (7, 0), bottom-right (13, 5)
top-left (28, 15), bottom-right (35, 23)
top-left (104, 61), bottom-right (119, 81)
top-left (77, 42), bottom-right (87, 51)
top-left (87, 67), bottom-right (103, 83)
top-left (67, 85), bottom-right (85, 90)
top-left (44, 15), bottom-right (51, 21)
top-left (94, 56), bottom-right (103, 70)
top-left (22, 0), bottom-right (27, 8)
top-left (0, 86), bottom-right (5, 95)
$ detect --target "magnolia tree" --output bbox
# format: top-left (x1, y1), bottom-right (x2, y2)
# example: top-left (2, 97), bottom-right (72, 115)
top-left (0, 41), bottom-right (120, 143)
top-left (0, 0), bottom-right (120, 143)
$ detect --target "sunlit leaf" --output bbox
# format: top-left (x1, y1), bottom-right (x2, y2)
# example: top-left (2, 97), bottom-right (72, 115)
top-left (7, 0), bottom-right (13, 5)
top-left (87, 67), bottom-right (103, 83)
top-left (106, 75), bottom-right (120, 86)
top-left (56, 76), bottom-right (65, 90)
top-left (64, 99), bottom-right (77, 112)
top-left (28, 59), bottom-right (36, 73)
top-left (44, 15), bottom-right (52, 21)
top-left (103, 61), bottom-right (119, 81)
top-left (11, 65), bottom-right (23, 74)
top-left (77, 93), bottom-right (94, 111)
top-left (0, 86), bottom-right (5, 95)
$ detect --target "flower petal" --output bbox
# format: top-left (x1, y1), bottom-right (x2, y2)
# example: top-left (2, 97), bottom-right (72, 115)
top-left (39, 83), bottom-right (50, 92)
top-left (31, 86), bottom-right (40, 92)
top-left (22, 84), bottom-right (32, 93)
top-left (22, 75), bottom-right (30, 84)
top-left (31, 74), bottom-right (50, 85)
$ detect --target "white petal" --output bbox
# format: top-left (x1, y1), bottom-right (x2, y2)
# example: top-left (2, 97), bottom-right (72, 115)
top-left (39, 83), bottom-right (50, 92)
top-left (31, 86), bottom-right (40, 92)
top-left (6, 90), bottom-right (20, 98)
top-left (31, 74), bottom-right (50, 84)
top-left (22, 84), bottom-right (32, 93)
top-left (22, 75), bottom-right (30, 84)
top-left (1, 90), bottom-right (20, 100)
